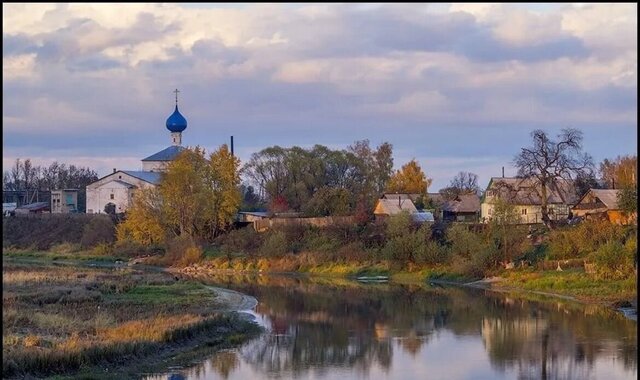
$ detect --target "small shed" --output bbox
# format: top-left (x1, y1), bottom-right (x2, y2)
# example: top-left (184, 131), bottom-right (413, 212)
top-left (51, 189), bottom-right (79, 213)
top-left (14, 202), bottom-right (50, 214)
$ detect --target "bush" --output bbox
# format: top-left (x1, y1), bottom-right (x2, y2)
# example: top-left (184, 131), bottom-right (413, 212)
top-left (50, 243), bottom-right (81, 254)
top-left (160, 235), bottom-right (202, 267)
top-left (385, 212), bottom-right (415, 239)
top-left (590, 240), bottom-right (636, 280)
top-left (259, 231), bottom-right (288, 257)
top-left (92, 243), bottom-right (114, 256)
top-left (178, 246), bottom-right (203, 268)
top-left (446, 224), bottom-right (484, 259)
top-left (81, 216), bottom-right (116, 249)
top-left (216, 227), bottom-right (262, 257)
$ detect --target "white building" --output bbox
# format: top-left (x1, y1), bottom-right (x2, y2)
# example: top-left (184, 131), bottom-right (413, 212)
top-left (86, 94), bottom-right (188, 214)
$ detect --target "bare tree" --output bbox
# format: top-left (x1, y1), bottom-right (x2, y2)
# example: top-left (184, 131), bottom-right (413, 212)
top-left (441, 171), bottom-right (480, 199)
top-left (514, 129), bottom-right (593, 227)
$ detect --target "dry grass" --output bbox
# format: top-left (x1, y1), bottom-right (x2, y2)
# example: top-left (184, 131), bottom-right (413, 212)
top-left (2, 258), bottom-right (257, 378)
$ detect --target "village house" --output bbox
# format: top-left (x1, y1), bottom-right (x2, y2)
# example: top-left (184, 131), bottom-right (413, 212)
top-left (481, 177), bottom-right (578, 224)
top-left (572, 188), bottom-right (635, 225)
top-left (440, 194), bottom-right (481, 223)
top-left (374, 196), bottom-right (418, 221)
top-left (86, 92), bottom-right (187, 214)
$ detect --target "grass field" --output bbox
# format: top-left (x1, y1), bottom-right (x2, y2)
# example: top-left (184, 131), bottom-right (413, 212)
top-left (2, 253), bottom-right (261, 379)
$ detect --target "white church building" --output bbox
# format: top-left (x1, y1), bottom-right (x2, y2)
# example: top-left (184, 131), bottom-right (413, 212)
top-left (86, 93), bottom-right (188, 214)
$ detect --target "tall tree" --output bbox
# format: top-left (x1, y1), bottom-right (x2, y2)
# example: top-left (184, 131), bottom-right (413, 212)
top-left (206, 144), bottom-right (242, 237)
top-left (599, 155), bottom-right (637, 189)
top-left (386, 159), bottom-right (431, 194)
top-left (514, 129), bottom-right (593, 227)
top-left (440, 171), bottom-right (480, 199)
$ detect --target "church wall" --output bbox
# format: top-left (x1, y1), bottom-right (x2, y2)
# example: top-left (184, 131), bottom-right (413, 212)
top-left (142, 161), bottom-right (168, 172)
top-left (86, 172), bottom-right (156, 214)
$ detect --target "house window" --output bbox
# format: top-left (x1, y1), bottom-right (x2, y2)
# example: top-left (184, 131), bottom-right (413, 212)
top-left (110, 194), bottom-right (115, 200)
top-left (522, 209), bottom-right (527, 215)
top-left (488, 208), bottom-right (492, 215)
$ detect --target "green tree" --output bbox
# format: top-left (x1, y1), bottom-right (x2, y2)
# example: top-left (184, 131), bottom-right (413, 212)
top-left (617, 185), bottom-right (637, 214)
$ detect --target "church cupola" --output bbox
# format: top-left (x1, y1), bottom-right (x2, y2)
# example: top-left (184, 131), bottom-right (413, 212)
top-left (166, 89), bottom-right (187, 145)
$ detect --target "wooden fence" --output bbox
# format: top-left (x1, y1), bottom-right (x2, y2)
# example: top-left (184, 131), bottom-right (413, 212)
top-left (253, 216), bottom-right (356, 232)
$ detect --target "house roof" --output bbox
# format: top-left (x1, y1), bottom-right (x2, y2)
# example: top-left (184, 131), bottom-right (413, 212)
top-left (442, 194), bottom-right (480, 213)
top-left (589, 189), bottom-right (620, 209)
top-left (412, 211), bottom-right (434, 222)
top-left (121, 171), bottom-right (162, 185)
top-left (16, 202), bottom-right (49, 210)
top-left (382, 193), bottom-right (422, 201)
top-left (374, 198), bottom-right (418, 215)
top-left (483, 177), bottom-right (578, 206)
top-left (141, 145), bottom-right (185, 161)
top-left (573, 189), bottom-right (620, 211)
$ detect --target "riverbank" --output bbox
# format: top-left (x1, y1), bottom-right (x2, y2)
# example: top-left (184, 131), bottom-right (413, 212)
top-left (176, 257), bottom-right (637, 313)
top-left (2, 255), bottom-right (262, 379)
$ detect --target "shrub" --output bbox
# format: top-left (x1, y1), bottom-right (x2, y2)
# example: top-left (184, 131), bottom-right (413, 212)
top-left (385, 212), bottom-right (415, 239)
top-left (91, 243), bottom-right (114, 256)
top-left (161, 235), bottom-right (202, 267)
top-left (81, 216), bottom-right (116, 249)
top-left (446, 224), bottom-right (483, 259)
top-left (50, 242), bottom-right (81, 254)
top-left (590, 240), bottom-right (635, 280)
top-left (217, 227), bottom-right (262, 257)
top-left (259, 231), bottom-right (288, 257)
top-left (178, 246), bottom-right (203, 268)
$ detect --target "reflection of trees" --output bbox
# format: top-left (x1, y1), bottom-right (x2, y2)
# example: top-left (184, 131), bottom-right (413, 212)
top-left (209, 351), bottom-right (240, 379)
top-left (196, 274), bottom-right (636, 378)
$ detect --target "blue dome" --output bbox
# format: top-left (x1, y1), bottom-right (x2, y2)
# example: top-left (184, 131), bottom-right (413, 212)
top-left (166, 105), bottom-right (187, 132)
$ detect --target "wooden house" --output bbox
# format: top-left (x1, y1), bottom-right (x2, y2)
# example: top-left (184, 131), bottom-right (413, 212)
top-left (481, 177), bottom-right (578, 224)
top-left (572, 189), bottom-right (635, 225)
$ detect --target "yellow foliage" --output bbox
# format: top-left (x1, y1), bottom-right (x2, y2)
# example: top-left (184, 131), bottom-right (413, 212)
top-left (386, 159), bottom-right (432, 194)
top-left (117, 187), bottom-right (166, 245)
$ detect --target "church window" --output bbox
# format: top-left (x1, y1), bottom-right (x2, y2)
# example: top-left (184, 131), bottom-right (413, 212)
top-left (110, 194), bottom-right (115, 200)
top-left (119, 175), bottom-right (122, 179)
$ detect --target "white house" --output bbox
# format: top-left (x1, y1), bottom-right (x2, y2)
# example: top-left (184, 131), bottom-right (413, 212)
top-left (86, 94), bottom-right (188, 214)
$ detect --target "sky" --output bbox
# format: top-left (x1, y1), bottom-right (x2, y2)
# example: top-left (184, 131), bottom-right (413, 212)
top-left (2, 3), bottom-right (637, 191)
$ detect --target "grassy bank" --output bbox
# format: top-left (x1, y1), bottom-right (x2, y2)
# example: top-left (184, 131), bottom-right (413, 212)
top-left (2, 255), bottom-right (261, 379)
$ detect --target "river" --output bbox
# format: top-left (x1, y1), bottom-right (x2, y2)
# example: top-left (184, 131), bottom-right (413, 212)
top-left (148, 274), bottom-right (637, 380)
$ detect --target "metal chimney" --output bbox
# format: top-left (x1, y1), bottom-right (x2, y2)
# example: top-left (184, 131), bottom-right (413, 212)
top-left (502, 167), bottom-right (504, 178)
top-left (230, 136), bottom-right (234, 157)
top-left (113, 168), bottom-right (116, 173)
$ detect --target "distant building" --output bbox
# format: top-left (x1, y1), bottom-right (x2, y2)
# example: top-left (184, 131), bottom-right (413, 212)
top-left (3, 202), bottom-right (17, 216)
top-left (51, 189), bottom-right (79, 213)
top-left (572, 189), bottom-right (635, 225)
top-left (14, 202), bottom-right (50, 214)
top-left (86, 92), bottom-right (188, 214)
top-left (481, 177), bottom-right (578, 224)
top-left (374, 197), bottom-right (418, 221)
top-left (441, 194), bottom-right (481, 222)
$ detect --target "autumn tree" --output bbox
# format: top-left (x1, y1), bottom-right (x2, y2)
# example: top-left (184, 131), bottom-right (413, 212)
top-left (118, 145), bottom-right (241, 245)
top-left (599, 155), bottom-right (637, 189)
top-left (206, 144), bottom-right (242, 237)
top-left (386, 159), bottom-right (431, 194)
top-left (514, 129), bottom-right (593, 227)
top-left (117, 187), bottom-right (166, 245)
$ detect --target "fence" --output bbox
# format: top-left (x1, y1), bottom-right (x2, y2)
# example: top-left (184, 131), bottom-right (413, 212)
top-left (253, 216), bottom-right (356, 232)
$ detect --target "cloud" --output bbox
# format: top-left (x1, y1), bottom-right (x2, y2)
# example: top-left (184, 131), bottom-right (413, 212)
top-left (2, 3), bottom-right (636, 186)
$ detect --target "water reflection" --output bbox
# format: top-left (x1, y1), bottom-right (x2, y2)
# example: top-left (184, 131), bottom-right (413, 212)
top-left (149, 274), bottom-right (637, 380)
